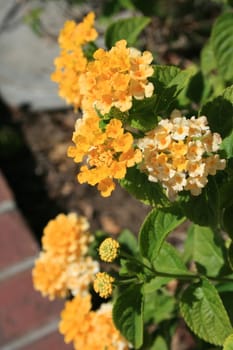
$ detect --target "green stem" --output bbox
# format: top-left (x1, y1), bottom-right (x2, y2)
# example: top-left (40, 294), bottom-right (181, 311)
top-left (120, 251), bottom-right (233, 283)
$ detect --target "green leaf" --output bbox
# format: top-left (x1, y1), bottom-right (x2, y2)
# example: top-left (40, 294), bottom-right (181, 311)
top-left (224, 334), bottom-right (233, 350)
top-left (150, 65), bottom-right (195, 114)
top-left (223, 204), bottom-right (233, 239)
top-left (217, 281), bottom-right (233, 325)
top-left (150, 65), bottom-right (181, 91)
top-left (105, 16), bottom-right (151, 48)
top-left (201, 41), bottom-right (218, 76)
top-left (223, 85), bottom-right (233, 103)
top-left (23, 8), bottom-right (43, 36)
top-left (200, 85), bottom-right (233, 139)
top-left (118, 229), bottom-right (138, 254)
top-left (182, 176), bottom-right (220, 228)
top-left (221, 130), bottom-right (233, 158)
top-left (151, 336), bottom-right (168, 350)
top-left (182, 223), bottom-right (195, 263)
top-left (127, 94), bottom-right (158, 132)
top-left (228, 242), bottom-right (233, 270)
top-left (143, 276), bottom-right (171, 293)
top-left (153, 241), bottom-right (189, 274)
top-left (189, 224), bottom-right (226, 277)
top-left (154, 66), bottom-right (197, 114)
top-left (144, 290), bottom-right (176, 324)
top-left (219, 178), bottom-right (233, 209)
top-left (180, 278), bottom-right (233, 346)
top-left (113, 284), bottom-right (143, 348)
top-left (119, 166), bottom-right (169, 207)
top-left (200, 41), bottom-right (222, 102)
top-left (211, 12), bottom-right (233, 82)
top-left (139, 207), bottom-right (185, 263)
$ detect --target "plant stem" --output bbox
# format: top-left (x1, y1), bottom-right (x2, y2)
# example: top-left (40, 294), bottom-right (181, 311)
top-left (120, 251), bottom-right (233, 283)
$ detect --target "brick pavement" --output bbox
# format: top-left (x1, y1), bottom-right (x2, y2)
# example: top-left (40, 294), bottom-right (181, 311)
top-left (0, 170), bottom-right (72, 350)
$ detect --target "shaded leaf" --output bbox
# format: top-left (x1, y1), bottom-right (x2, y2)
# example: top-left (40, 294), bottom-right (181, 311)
top-left (182, 176), bottom-right (220, 228)
top-left (118, 229), bottom-right (138, 254)
top-left (113, 284), bottom-right (143, 348)
top-left (223, 204), bottom-right (233, 239)
top-left (105, 16), bottom-right (151, 48)
top-left (200, 85), bottom-right (233, 139)
top-left (119, 166), bottom-right (169, 207)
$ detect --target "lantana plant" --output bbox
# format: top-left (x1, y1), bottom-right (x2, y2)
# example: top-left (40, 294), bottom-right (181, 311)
top-left (33, 9), bottom-right (233, 350)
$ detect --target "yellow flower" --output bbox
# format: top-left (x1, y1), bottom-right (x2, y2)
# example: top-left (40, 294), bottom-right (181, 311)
top-left (93, 272), bottom-right (115, 298)
top-left (79, 39), bottom-right (154, 114)
top-left (138, 110), bottom-right (226, 200)
top-left (59, 294), bottom-right (93, 345)
top-left (51, 12), bottom-right (98, 109)
top-left (68, 110), bottom-right (142, 197)
top-left (32, 253), bottom-right (67, 300)
top-left (58, 12), bottom-right (98, 50)
top-left (99, 238), bottom-right (120, 262)
top-left (59, 294), bottom-right (129, 350)
top-left (42, 213), bottom-right (93, 262)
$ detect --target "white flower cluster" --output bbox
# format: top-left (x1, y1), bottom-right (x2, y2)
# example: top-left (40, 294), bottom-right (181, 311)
top-left (138, 110), bottom-right (226, 200)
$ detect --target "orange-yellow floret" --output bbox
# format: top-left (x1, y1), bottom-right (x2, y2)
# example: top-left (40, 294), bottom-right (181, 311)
top-left (79, 39), bottom-right (154, 114)
top-left (99, 238), bottom-right (120, 262)
top-left (138, 110), bottom-right (226, 200)
top-left (93, 272), bottom-right (115, 299)
top-left (67, 110), bottom-right (142, 197)
top-left (59, 294), bottom-right (129, 350)
top-left (32, 213), bottom-right (100, 298)
top-left (42, 213), bottom-right (92, 262)
top-left (51, 12), bottom-right (98, 109)
top-left (32, 253), bottom-right (67, 300)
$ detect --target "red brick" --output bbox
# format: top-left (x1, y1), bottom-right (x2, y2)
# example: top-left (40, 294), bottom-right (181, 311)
top-left (0, 210), bottom-right (38, 269)
top-left (0, 269), bottom-right (64, 346)
top-left (23, 331), bottom-right (73, 350)
top-left (0, 171), bottom-right (14, 203)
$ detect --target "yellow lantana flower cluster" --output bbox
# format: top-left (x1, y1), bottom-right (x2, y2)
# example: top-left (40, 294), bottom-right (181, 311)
top-left (93, 272), bottom-right (115, 299)
top-left (59, 293), bottom-right (130, 350)
top-left (68, 110), bottom-right (142, 197)
top-left (32, 213), bottom-right (99, 299)
top-left (99, 237), bottom-right (120, 262)
top-left (51, 12), bottom-right (98, 109)
top-left (80, 39), bottom-right (154, 114)
top-left (51, 13), bottom-right (154, 114)
top-left (138, 110), bottom-right (226, 200)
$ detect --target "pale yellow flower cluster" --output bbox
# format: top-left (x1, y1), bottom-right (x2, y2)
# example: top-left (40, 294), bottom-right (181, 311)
top-left (32, 213), bottom-right (99, 299)
top-left (51, 12), bottom-right (98, 109)
top-left (138, 110), bottom-right (226, 200)
top-left (68, 109), bottom-right (142, 197)
top-left (59, 293), bottom-right (130, 350)
top-left (80, 39), bottom-right (154, 114)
